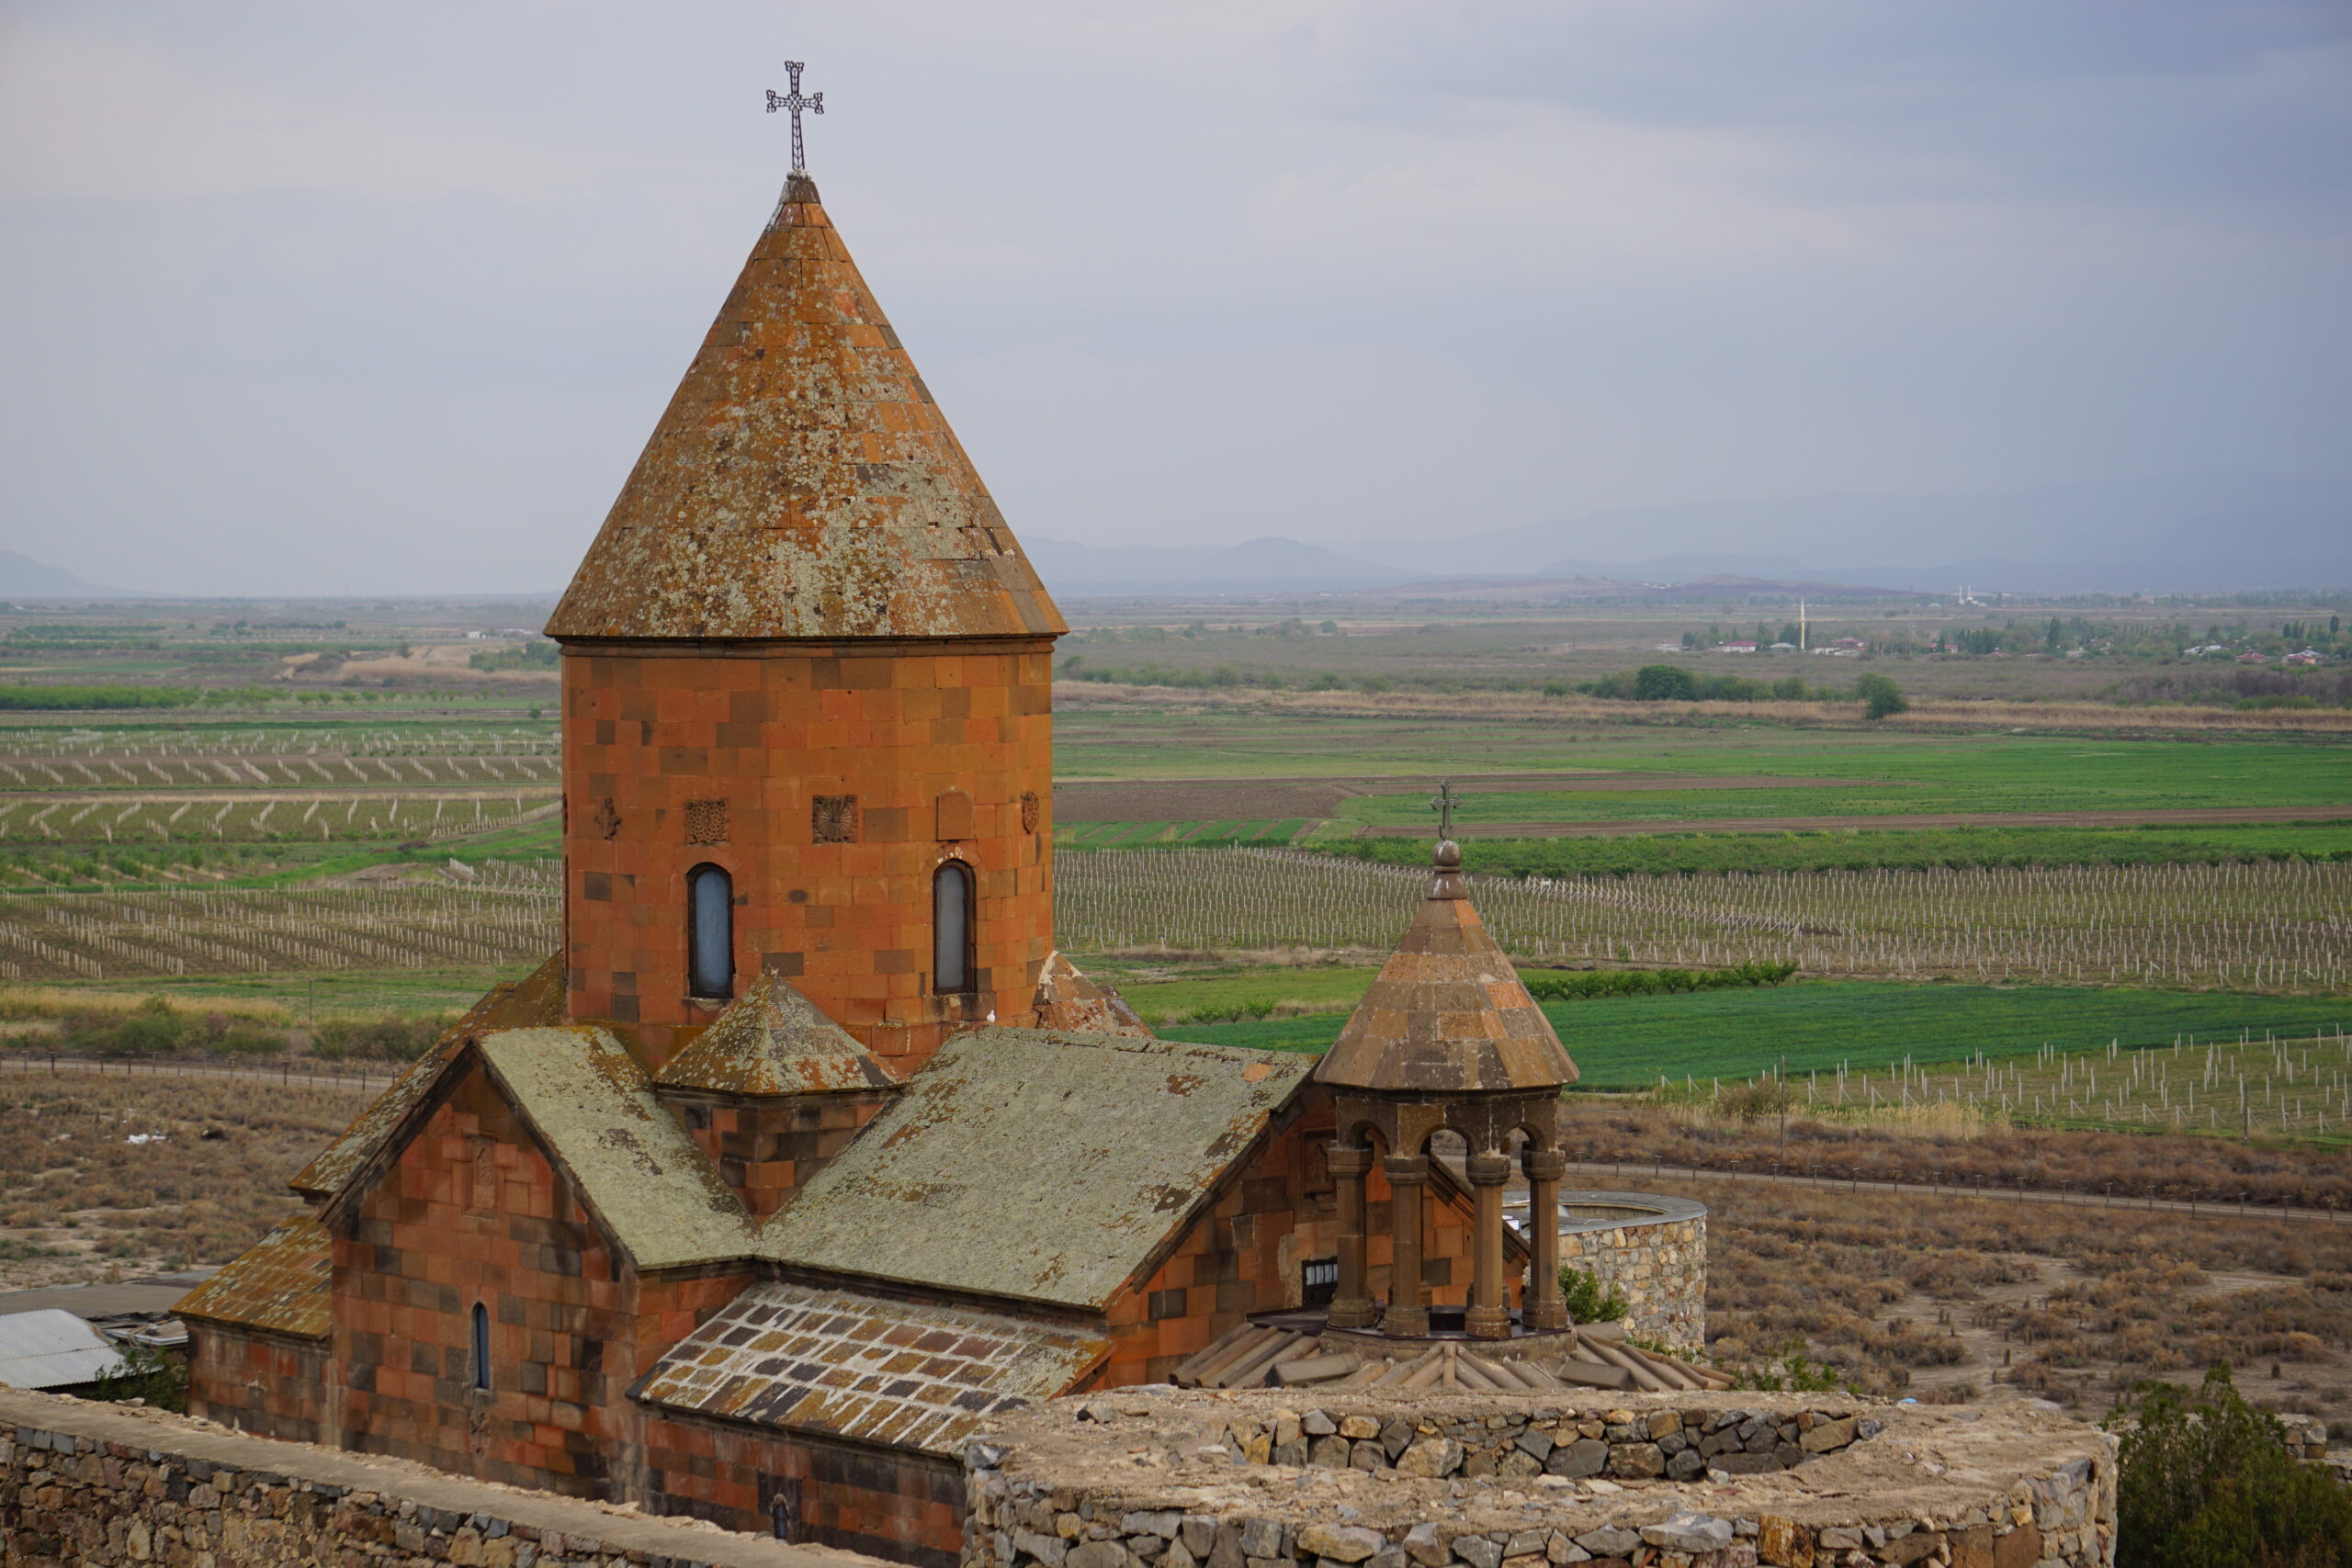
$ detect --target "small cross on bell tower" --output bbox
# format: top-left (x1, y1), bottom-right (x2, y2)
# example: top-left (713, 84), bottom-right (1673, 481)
top-left (765, 61), bottom-right (824, 175)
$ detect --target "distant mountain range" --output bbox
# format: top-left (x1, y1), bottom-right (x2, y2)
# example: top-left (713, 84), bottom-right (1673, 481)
top-left (1036, 473), bottom-right (2352, 598)
top-left (0, 551), bottom-right (136, 599)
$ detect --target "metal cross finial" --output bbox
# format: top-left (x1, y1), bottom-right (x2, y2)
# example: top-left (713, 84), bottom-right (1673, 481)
top-left (765, 62), bottom-right (824, 175)
top-left (1430, 779), bottom-right (1462, 840)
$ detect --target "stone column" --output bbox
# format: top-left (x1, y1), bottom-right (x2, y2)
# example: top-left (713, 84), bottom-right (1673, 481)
top-left (1383, 1153), bottom-right (1429, 1337)
top-left (1464, 1151), bottom-right (1513, 1339)
top-left (1326, 1145), bottom-right (1377, 1328)
top-left (1521, 1147), bottom-right (1568, 1330)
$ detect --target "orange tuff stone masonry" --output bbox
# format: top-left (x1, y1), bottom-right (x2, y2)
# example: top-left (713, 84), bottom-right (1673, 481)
top-left (562, 639), bottom-right (1056, 1071)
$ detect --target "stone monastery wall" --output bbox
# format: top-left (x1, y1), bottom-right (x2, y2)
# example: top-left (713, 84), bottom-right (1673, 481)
top-left (0, 1388), bottom-right (854, 1568)
top-left (1553, 1197), bottom-right (1707, 1356)
top-left (962, 1390), bottom-right (2115, 1568)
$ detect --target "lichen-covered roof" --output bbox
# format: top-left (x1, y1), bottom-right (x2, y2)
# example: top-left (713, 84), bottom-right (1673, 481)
top-left (634, 1281), bottom-right (1107, 1456)
top-left (759, 1028), bottom-right (1310, 1310)
top-left (1315, 846), bottom-right (1578, 1093)
top-left (174, 1214), bottom-right (332, 1340)
top-left (291, 952), bottom-right (564, 1200)
top-left (655, 972), bottom-right (898, 1097)
top-left (1032, 951), bottom-right (1153, 1039)
top-left (477, 1027), bottom-right (754, 1271)
top-left (545, 175), bottom-right (1065, 642)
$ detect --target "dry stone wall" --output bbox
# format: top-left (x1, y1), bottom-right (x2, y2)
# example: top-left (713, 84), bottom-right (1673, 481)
top-left (1553, 1197), bottom-right (1705, 1356)
top-left (963, 1389), bottom-right (2114, 1568)
top-left (0, 1388), bottom-right (837, 1568)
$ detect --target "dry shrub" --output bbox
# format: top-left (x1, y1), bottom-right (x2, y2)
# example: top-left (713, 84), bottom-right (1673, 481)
top-left (0, 1067), bottom-right (370, 1280)
top-left (1563, 1101), bottom-right (2352, 1209)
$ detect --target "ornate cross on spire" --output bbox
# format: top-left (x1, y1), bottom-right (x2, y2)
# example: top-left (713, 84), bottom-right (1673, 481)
top-left (765, 62), bottom-right (824, 175)
top-left (1430, 779), bottom-right (1463, 840)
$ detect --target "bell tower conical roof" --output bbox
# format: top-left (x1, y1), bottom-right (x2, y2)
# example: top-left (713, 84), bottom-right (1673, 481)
top-left (547, 174), bottom-right (1067, 641)
top-left (1314, 841), bottom-right (1578, 1094)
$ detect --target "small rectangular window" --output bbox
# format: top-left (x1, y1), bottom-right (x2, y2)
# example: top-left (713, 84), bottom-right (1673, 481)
top-left (1302, 1258), bottom-right (1339, 1308)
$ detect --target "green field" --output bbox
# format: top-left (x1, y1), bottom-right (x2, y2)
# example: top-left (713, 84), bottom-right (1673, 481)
top-left (1155, 981), bottom-right (2352, 1089)
top-left (1323, 823), bottom-right (2352, 876)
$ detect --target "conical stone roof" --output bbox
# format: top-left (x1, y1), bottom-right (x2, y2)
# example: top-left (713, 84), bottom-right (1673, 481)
top-left (655, 971), bottom-right (899, 1096)
top-left (1314, 843), bottom-right (1578, 1094)
top-left (547, 175), bottom-right (1066, 641)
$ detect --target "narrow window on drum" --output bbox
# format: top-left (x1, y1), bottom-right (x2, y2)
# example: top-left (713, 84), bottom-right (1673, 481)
top-left (687, 863), bottom-right (734, 998)
top-left (933, 862), bottom-right (974, 994)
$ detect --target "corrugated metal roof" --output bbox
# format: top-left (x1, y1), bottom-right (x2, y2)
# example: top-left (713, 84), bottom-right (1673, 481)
top-left (634, 1281), bottom-right (1105, 1455)
top-left (479, 1026), bottom-right (754, 1270)
top-left (545, 175), bottom-right (1065, 642)
top-left (292, 952), bottom-right (564, 1200)
top-left (760, 1028), bottom-right (1311, 1310)
top-left (655, 972), bottom-right (899, 1097)
top-left (1316, 847), bottom-right (1577, 1093)
top-left (174, 1215), bottom-right (331, 1340)
top-left (0, 1309), bottom-right (125, 1391)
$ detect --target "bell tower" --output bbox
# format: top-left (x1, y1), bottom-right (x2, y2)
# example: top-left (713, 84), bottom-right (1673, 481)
top-left (546, 103), bottom-right (1066, 1073)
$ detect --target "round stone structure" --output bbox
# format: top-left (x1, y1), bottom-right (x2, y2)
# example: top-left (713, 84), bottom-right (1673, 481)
top-left (965, 1389), bottom-right (2116, 1568)
top-left (1517, 1190), bottom-right (1708, 1354)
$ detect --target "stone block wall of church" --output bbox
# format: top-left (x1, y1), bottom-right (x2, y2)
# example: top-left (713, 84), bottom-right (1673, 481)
top-left (1094, 1108), bottom-right (1500, 1386)
top-left (643, 1411), bottom-right (965, 1568)
top-left (561, 643), bottom-right (1057, 1072)
top-left (660, 1088), bottom-right (898, 1218)
top-left (184, 1323), bottom-right (331, 1446)
top-left (325, 1063), bottom-right (748, 1498)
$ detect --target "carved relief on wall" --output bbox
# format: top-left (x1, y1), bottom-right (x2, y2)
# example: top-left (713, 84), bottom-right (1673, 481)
top-left (591, 797), bottom-right (621, 840)
top-left (812, 795), bottom-right (860, 843)
top-left (1020, 790), bottom-right (1042, 834)
top-left (684, 798), bottom-right (730, 845)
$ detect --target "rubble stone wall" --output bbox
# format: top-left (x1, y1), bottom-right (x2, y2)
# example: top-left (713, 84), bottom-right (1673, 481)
top-left (962, 1389), bottom-right (2115, 1568)
top-left (0, 1387), bottom-right (827, 1568)
top-left (1555, 1196), bottom-right (1705, 1355)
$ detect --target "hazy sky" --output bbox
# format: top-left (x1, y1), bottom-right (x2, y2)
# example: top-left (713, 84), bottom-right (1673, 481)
top-left (2, 1), bottom-right (2346, 593)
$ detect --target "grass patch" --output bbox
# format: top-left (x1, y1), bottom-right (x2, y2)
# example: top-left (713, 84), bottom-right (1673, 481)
top-left (1326, 822), bottom-right (2352, 877)
top-left (1155, 981), bottom-right (2352, 1089)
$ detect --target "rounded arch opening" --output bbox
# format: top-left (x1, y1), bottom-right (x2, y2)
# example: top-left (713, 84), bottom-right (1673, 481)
top-left (686, 863), bottom-right (734, 999)
top-left (933, 859), bottom-right (975, 995)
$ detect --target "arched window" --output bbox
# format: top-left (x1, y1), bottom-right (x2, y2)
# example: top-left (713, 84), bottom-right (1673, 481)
top-left (470, 1302), bottom-right (491, 1392)
top-left (933, 861), bottom-right (974, 994)
top-left (687, 863), bottom-right (734, 998)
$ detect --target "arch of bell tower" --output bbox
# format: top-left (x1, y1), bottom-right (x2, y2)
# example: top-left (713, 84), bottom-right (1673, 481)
top-left (546, 171), bottom-right (1064, 1073)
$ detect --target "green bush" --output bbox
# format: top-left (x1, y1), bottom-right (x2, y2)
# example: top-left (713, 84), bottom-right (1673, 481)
top-left (1558, 1268), bottom-right (1628, 1324)
top-left (1854, 671), bottom-right (1908, 720)
top-left (1521, 962), bottom-right (1797, 1002)
top-left (1633, 664), bottom-right (1700, 702)
top-left (310, 1014), bottom-right (450, 1062)
top-left (0, 684), bottom-right (198, 711)
top-left (2111, 1365), bottom-right (2352, 1568)
top-left (90, 1338), bottom-right (187, 1412)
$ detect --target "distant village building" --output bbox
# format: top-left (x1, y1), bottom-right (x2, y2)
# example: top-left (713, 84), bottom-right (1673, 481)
top-left (177, 146), bottom-right (1597, 1565)
top-left (1719, 640), bottom-right (1758, 654)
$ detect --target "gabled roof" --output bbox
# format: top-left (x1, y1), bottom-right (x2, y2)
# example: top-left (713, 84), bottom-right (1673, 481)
top-left (759, 1029), bottom-right (1311, 1310)
top-left (174, 1214), bottom-right (331, 1340)
top-left (291, 952), bottom-right (562, 1201)
top-left (1315, 843), bottom-right (1577, 1094)
top-left (634, 1281), bottom-right (1107, 1456)
top-left (545, 175), bottom-right (1065, 643)
top-left (475, 1027), bottom-right (753, 1271)
top-left (0, 1309), bottom-right (124, 1391)
top-left (655, 972), bottom-right (898, 1096)
top-left (1033, 951), bottom-right (1153, 1039)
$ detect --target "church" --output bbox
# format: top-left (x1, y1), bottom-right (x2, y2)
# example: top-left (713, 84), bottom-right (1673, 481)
top-left (176, 98), bottom-right (1581, 1567)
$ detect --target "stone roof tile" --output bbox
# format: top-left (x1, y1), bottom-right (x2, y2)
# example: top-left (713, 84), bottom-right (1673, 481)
top-left (634, 1281), bottom-right (1106, 1455)
top-left (174, 1214), bottom-right (331, 1340)
top-left (654, 972), bottom-right (898, 1096)
top-left (759, 1028), bottom-right (1310, 1310)
top-left (1314, 844), bottom-right (1577, 1093)
top-left (545, 175), bottom-right (1065, 643)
